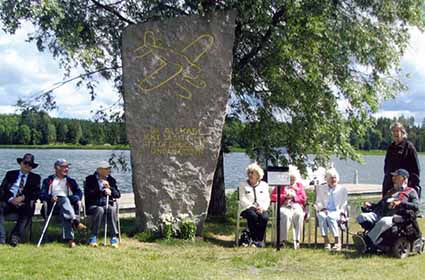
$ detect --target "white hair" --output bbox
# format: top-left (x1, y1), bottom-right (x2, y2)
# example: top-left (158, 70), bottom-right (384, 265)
top-left (288, 165), bottom-right (300, 182)
top-left (390, 122), bottom-right (408, 138)
top-left (325, 168), bottom-right (340, 182)
top-left (246, 162), bottom-right (264, 180)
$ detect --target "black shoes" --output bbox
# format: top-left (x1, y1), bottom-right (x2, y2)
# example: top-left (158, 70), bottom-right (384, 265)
top-left (10, 235), bottom-right (20, 247)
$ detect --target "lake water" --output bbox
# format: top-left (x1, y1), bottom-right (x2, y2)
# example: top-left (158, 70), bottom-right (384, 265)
top-left (1, 148), bottom-right (424, 197)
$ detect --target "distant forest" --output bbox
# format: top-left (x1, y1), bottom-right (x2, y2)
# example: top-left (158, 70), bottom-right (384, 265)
top-left (1, 111), bottom-right (424, 152)
top-left (223, 115), bottom-right (425, 152)
top-left (0, 110), bottom-right (127, 145)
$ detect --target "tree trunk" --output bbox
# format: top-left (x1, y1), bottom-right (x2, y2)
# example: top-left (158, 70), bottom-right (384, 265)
top-left (208, 139), bottom-right (226, 217)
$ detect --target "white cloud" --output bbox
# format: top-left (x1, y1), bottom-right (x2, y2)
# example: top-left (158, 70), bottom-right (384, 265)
top-left (0, 21), bottom-right (118, 120)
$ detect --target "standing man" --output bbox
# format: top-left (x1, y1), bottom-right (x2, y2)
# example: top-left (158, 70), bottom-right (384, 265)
top-left (0, 153), bottom-right (41, 246)
top-left (40, 159), bottom-right (86, 248)
top-left (84, 161), bottom-right (121, 248)
top-left (383, 122), bottom-right (420, 197)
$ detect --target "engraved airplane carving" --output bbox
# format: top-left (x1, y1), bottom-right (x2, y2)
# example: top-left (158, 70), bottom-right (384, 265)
top-left (134, 31), bottom-right (214, 100)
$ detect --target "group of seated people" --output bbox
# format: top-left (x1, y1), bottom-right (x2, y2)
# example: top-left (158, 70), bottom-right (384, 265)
top-left (238, 162), bottom-right (420, 253)
top-left (0, 153), bottom-right (121, 248)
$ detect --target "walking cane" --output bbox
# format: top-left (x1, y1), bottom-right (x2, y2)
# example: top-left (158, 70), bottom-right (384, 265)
top-left (37, 201), bottom-right (57, 247)
top-left (104, 195), bottom-right (109, 246)
top-left (116, 200), bottom-right (121, 242)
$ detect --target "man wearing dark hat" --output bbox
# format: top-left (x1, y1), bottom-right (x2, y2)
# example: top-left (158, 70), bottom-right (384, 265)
top-left (353, 168), bottom-right (420, 253)
top-left (40, 159), bottom-right (86, 248)
top-left (84, 161), bottom-right (121, 248)
top-left (0, 153), bottom-right (41, 246)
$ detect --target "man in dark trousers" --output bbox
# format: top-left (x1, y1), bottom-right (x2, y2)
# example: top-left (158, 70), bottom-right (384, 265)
top-left (383, 122), bottom-right (420, 197)
top-left (84, 161), bottom-right (121, 248)
top-left (0, 153), bottom-right (41, 246)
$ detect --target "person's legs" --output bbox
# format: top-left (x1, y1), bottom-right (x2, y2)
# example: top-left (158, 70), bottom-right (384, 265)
top-left (58, 197), bottom-right (75, 241)
top-left (88, 206), bottom-right (104, 237)
top-left (241, 208), bottom-right (259, 240)
top-left (107, 204), bottom-right (119, 238)
top-left (317, 211), bottom-right (329, 237)
top-left (292, 204), bottom-right (304, 242)
top-left (367, 216), bottom-right (394, 245)
top-left (356, 212), bottom-right (379, 230)
top-left (326, 211), bottom-right (340, 238)
top-left (279, 207), bottom-right (292, 242)
top-left (10, 204), bottom-right (32, 242)
top-left (256, 211), bottom-right (269, 245)
top-left (0, 202), bottom-right (6, 243)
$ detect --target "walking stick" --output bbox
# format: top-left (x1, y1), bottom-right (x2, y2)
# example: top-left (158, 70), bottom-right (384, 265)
top-left (116, 200), bottom-right (121, 242)
top-left (37, 201), bottom-right (57, 247)
top-left (104, 195), bottom-right (109, 246)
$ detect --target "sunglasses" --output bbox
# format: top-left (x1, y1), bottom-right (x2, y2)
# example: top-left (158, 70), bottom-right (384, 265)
top-left (22, 161), bottom-right (33, 166)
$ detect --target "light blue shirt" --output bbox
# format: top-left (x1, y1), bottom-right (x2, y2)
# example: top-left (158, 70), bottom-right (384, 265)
top-left (8, 171), bottom-right (28, 202)
top-left (327, 187), bottom-right (337, 211)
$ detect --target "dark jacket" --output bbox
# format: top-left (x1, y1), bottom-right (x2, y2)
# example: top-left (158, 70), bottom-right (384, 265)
top-left (383, 139), bottom-right (420, 195)
top-left (40, 175), bottom-right (82, 204)
top-left (371, 186), bottom-right (420, 217)
top-left (84, 173), bottom-right (120, 208)
top-left (0, 170), bottom-right (41, 203)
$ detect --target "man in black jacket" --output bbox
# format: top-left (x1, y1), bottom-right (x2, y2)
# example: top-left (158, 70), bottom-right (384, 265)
top-left (0, 153), bottom-right (41, 246)
top-left (84, 161), bottom-right (121, 247)
top-left (383, 122), bottom-right (420, 196)
top-left (353, 169), bottom-right (420, 253)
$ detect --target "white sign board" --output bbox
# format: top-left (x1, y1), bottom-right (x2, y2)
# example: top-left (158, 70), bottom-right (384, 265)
top-left (267, 171), bottom-right (290, 186)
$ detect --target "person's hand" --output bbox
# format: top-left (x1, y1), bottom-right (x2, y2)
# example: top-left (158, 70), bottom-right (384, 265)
top-left (9, 196), bottom-right (24, 206)
top-left (390, 199), bottom-right (402, 209)
top-left (364, 201), bottom-right (372, 208)
top-left (102, 180), bottom-right (110, 189)
top-left (255, 206), bottom-right (264, 214)
top-left (104, 188), bottom-right (112, 196)
top-left (51, 196), bottom-right (58, 203)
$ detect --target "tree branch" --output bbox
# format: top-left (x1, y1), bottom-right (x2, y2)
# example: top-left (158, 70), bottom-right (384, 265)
top-left (236, 6), bottom-right (288, 70)
top-left (90, 0), bottom-right (136, 25)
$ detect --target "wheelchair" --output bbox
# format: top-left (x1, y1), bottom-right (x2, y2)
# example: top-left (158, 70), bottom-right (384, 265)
top-left (358, 208), bottom-right (424, 258)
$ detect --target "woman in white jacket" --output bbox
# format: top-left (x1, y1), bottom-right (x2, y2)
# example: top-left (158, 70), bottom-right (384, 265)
top-left (238, 163), bottom-right (270, 247)
top-left (314, 168), bottom-right (348, 251)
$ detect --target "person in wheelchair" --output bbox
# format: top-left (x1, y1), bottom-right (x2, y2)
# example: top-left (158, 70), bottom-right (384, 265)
top-left (40, 159), bottom-right (86, 248)
top-left (353, 168), bottom-right (420, 254)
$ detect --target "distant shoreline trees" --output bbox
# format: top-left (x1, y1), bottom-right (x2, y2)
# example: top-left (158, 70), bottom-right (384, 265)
top-left (0, 110), bottom-right (127, 145)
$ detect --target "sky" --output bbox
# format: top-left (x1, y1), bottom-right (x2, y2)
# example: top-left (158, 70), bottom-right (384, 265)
top-left (1, 22), bottom-right (425, 121)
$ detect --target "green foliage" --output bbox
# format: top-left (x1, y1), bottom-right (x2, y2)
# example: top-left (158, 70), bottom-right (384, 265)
top-left (161, 223), bottom-right (174, 240)
top-left (0, 111), bottom-right (127, 146)
top-left (135, 230), bottom-right (158, 243)
top-left (1, 0), bottom-right (425, 173)
top-left (180, 220), bottom-right (196, 241)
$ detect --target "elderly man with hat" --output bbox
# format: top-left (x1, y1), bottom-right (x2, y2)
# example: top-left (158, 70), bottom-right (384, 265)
top-left (84, 161), bottom-right (121, 248)
top-left (40, 159), bottom-right (86, 248)
top-left (353, 168), bottom-right (420, 253)
top-left (0, 153), bottom-right (41, 246)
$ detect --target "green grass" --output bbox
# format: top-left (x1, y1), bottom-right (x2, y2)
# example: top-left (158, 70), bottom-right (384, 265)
top-left (1, 196), bottom-right (425, 280)
top-left (0, 144), bottom-right (129, 150)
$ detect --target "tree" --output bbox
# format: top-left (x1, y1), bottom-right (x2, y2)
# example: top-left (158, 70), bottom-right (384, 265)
top-left (17, 125), bottom-right (31, 144)
top-left (47, 123), bottom-right (57, 144)
top-left (2, 1), bottom-right (424, 223)
top-left (67, 122), bottom-right (83, 144)
top-left (56, 123), bottom-right (68, 143)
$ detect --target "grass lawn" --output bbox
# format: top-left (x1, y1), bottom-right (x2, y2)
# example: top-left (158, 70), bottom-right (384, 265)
top-left (1, 203), bottom-right (424, 280)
